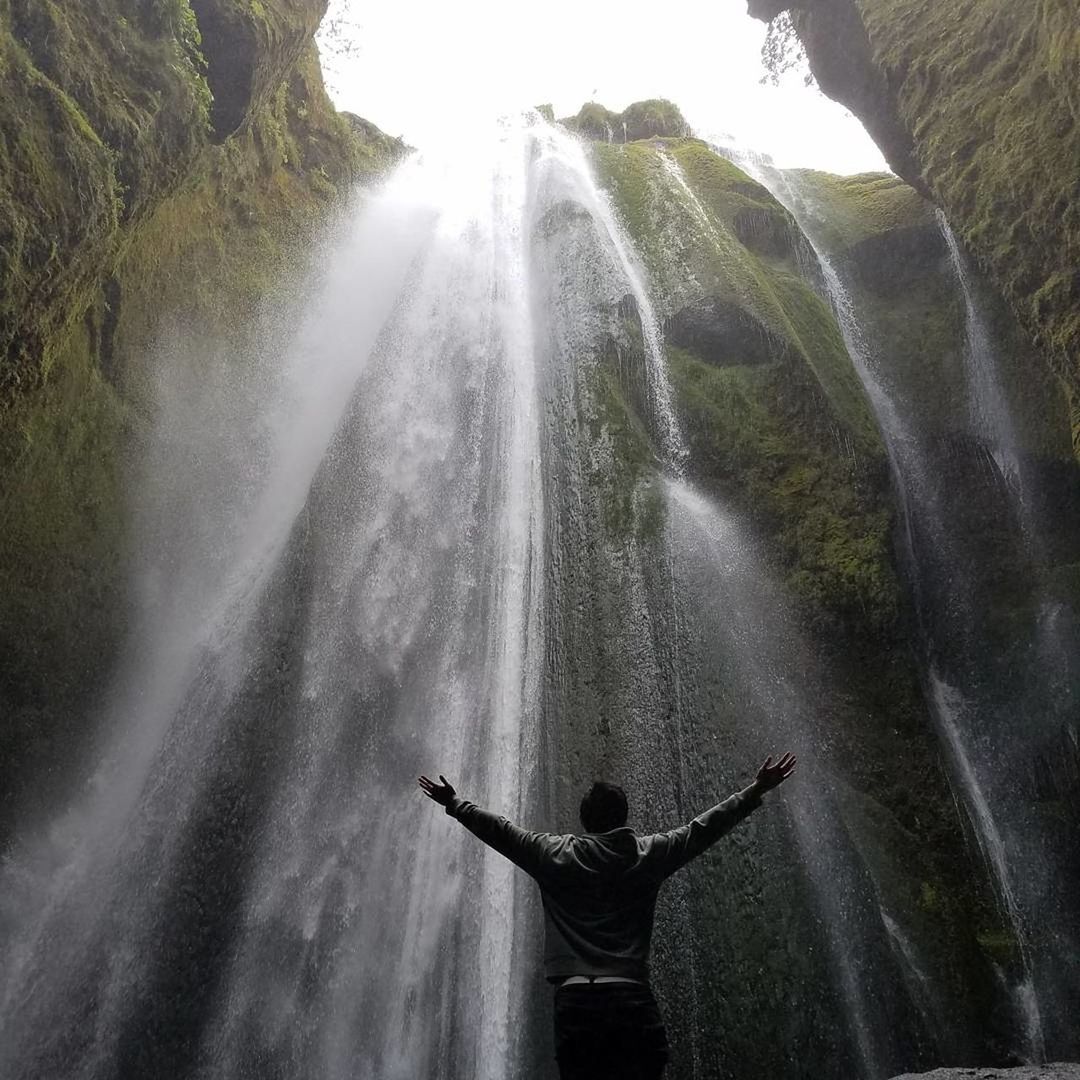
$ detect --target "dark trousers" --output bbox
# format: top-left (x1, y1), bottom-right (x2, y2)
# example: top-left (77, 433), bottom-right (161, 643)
top-left (553, 983), bottom-right (669, 1079)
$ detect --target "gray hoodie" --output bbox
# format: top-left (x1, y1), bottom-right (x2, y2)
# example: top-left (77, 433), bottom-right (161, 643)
top-left (446, 788), bottom-right (761, 982)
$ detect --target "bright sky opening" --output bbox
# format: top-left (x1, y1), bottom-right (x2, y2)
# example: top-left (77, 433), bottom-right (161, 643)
top-left (318, 0), bottom-right (889, 175)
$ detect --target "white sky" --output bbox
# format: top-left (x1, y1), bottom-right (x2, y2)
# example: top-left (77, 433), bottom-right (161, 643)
top-left (317, 0), bottom-right (888, 175)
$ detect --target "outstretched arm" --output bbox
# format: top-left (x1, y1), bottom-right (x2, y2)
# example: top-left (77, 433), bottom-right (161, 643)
top-left (418, 774), bottom-right (560, 879)
top-left (656, 752), bottom-right (796, 876)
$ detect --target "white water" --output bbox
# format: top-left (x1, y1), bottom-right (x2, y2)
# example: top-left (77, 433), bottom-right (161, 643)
top-left (929, 676), bottom-right (1045, 1060)
top-left (937, 211), bottom-right (1025, 493)
top-left (0, 114), bottom-right (573, 1080)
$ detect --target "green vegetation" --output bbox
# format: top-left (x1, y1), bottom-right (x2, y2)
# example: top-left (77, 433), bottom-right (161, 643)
top-left (0, 320), bottom-right (129, 822)
top-left (586, 132), bottom-right (899, 634)
top-left (668, 344), bottom-right (897, 634)
top-left (861, 0), bottom-right (1080, 372)
top-left (785, 169), bottom-right (931, 251)
top-left (560, 98), bottom-right (690, 142)
top-left (768, 0), bottom-right (1080, 425)
top-left (0, 0), bottom-right (211, 398)
top-left (586, 360), bottom-right (661, 543)
top-left (796, 167), bottom-right (1074, 460)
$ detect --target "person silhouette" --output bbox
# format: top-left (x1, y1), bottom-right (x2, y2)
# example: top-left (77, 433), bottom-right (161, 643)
top-left (419, 752), bottom-right (796, 1078)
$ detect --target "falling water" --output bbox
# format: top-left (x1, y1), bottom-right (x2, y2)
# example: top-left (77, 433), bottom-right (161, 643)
top-left (0, 114), bottom-right (571, 1080)
top-left (4, 108), bottom-right (1075, 1080)
top-left (663, 478), bottom-right (916, 1079)
top-left (937, 212), bottom-right (1025, 493)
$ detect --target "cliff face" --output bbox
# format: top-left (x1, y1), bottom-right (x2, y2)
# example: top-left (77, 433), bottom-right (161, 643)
top-left (0, 0), bottom-right (401, 829)
top-left (566, 124), bottom-right (1063, 1068)
top-left (747, 0), bottom-right (1080, 451)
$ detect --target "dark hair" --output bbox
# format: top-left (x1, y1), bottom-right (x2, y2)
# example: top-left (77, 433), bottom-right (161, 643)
top-left (579, 782), bottom-right (628, 833)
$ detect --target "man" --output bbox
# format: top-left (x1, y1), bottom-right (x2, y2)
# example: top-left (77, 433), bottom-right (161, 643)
top-left (418, 752), bottom-right (796, 1078)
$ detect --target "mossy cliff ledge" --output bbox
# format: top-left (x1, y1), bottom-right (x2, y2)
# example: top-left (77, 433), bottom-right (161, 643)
top-left (0, 0), bottom-right (401, 827)
top-left (747, 0), bottom-right (1080, 415)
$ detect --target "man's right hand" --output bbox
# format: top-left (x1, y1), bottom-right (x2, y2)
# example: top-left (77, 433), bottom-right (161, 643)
top-left (418, 774), bottom-right (457, 806)
top-left (753, 753), bottom-right (797, 794)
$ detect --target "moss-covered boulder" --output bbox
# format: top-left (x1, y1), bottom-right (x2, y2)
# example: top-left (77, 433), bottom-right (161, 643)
top-left (560, 98), bottom-right (691, 143)
top-left (749, 0), bottom-right (1080, 436)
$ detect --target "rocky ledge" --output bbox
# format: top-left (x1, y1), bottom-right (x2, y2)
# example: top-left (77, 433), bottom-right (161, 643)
top-left (890, 1066), bottom-right (1080, 1080)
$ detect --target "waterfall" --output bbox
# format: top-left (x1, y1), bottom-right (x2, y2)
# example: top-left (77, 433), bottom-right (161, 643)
top-left (663, 479), bottom-right (907, 1080)
top-left (651, 152), bottom-right (916, 1077)
top-left (0, 115), bottom-right (559, 1080)
top-left (937, 212), bottom-right (1025, 495)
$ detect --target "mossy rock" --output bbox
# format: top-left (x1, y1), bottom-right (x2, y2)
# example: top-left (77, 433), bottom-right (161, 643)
top-left (0, 0), bottom-right (210, 398)
top-left (760, 0), bottom-right (1080, 415)
top-left (560, 98), bottom-right (691, 143)
top-left (188, 0), bottom-right (327, 140)
top-left (784, 170), bottom-right (933, 254)
top-left (777, 165), bottom-right (1074, 461)
top-left (581, 131), bottom-right (898, 635)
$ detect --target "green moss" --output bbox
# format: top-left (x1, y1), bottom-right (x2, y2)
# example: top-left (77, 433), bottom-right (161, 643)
top-left (976, 928), bottom-right (1020, 968)
top-left (593, 138), bottom-right (879, 446)
top-left (667, 344), bottom-right (897, 634)
top-left (784, 169), bottom-right (933, 251)
top-left (560, 98), bottom-right (690, 142)
top-left (0, 4), bottom-right (380, 829)
top-left (563, 101), bottom-right (623, 141)
top-left (1, 0), bottom-right (212, 399)
top-left (788, 0), bottom-right (1080, 405)
top-left (0, 319), bottom-right (128, 825)
top-left (585, 355), bottom-right (661, 544)
top-left (620, 98), bottom-right (691, 141)
top-left (584, 133), bottom-right (896, 632)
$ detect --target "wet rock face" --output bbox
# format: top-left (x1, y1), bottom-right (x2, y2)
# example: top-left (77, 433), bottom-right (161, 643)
top-left (0, 0), bottom-right (384, 840)
top-left (848, 222), bottom-right (944, 294)
top-left (666, 297), bottom-right (793, 367)
top-left (889, 1066), bottom-right (1080, 1080)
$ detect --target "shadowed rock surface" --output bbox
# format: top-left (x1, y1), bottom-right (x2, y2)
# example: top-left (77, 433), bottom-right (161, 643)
top-left (890, 1066), bottom-right (1080, 1080)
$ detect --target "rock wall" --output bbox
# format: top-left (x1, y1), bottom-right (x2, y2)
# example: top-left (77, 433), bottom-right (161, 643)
top-left (0, 0), bottom-right (402, 832)
top-left (554, 117), bottom-right (1070, 1068)
top-left (746, 0), bottom-right (1080, 450)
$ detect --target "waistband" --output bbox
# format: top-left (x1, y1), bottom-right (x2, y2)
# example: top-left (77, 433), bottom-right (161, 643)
top-left (557, 975), bottom-right (646, 987)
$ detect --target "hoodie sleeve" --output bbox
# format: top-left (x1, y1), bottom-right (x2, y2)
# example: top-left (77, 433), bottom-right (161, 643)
top-left (446, 798), bottom-right (564, 880)
top-left (649, 787), bottom-right (762, 878)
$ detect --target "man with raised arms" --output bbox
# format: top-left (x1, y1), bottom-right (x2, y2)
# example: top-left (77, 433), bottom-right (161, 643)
top-left (418, 752), bottom-right (796, 1078)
